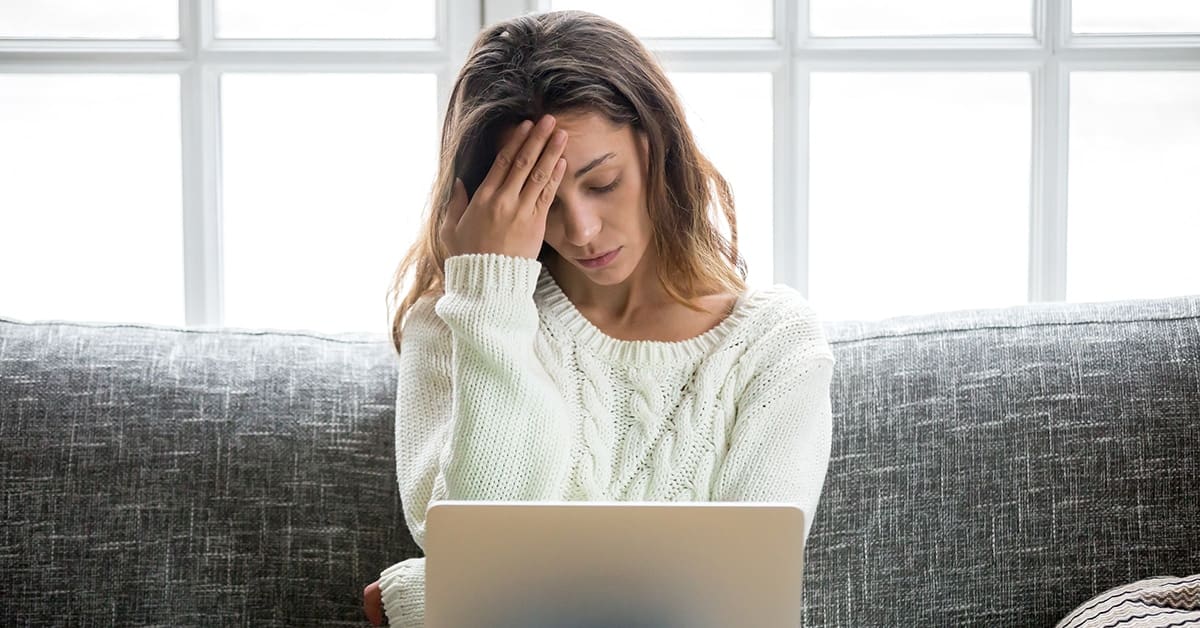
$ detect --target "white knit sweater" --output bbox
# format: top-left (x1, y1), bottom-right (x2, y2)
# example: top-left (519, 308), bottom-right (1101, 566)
top-left (379, 253), bottom-right (836, 626)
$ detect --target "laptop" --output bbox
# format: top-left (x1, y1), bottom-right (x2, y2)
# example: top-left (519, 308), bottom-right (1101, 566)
top-left (424, 501), bottom-right (807, 628)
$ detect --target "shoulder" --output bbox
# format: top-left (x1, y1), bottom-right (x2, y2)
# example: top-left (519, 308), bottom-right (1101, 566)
top-left (722, 286), bottom-right (835, 403)
top-left (399, 294), bottom-right (449, 351)
top-left (737, 284), bottom-right (835, 365)
top-left (406, 293), bottom-right (443, 325)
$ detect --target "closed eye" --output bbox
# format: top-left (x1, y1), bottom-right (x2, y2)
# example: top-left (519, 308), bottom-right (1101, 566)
top-left (591, 178), bottom-right (620, 194)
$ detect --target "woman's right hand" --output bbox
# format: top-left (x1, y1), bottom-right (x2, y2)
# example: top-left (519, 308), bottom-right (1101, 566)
top-left (441, 114), bottom-right (569, 260)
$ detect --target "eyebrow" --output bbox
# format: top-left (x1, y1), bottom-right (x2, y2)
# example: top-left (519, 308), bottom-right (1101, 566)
top-left (573, 152), bottom-right (616, 178)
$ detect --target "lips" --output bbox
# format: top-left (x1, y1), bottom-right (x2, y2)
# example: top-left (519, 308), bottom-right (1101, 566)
top-left (576, 247), bottom-right (621, 269)
top-left (578, 248), bottom-right (617, 263)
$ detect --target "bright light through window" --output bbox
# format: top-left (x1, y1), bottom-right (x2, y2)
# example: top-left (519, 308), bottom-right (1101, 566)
top-left (220, 73), bottom-right (438, 334)
top-left (0, 74), bottom-right (184, 325)
top-left (808, 72), bottom-right (1032, 321)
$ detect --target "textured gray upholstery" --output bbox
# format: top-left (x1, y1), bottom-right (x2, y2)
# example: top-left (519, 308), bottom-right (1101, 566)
top-left (2, 294), bottom-right (1198, 626)
top-left (0, 321), bottom-right (416, 626)
top-left (806, 296), bottom-right (1200, 626)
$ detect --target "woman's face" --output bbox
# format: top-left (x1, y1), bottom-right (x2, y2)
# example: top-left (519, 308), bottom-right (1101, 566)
top-left (499, 110), bottom-right (653, 286)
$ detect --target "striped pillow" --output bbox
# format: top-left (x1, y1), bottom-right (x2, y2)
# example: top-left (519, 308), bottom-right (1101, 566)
top-left (1057, 574), bottom-right (1200, 628)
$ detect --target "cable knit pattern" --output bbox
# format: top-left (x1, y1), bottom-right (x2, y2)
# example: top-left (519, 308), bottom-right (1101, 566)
top-left (379, 253), bottom-right (835, 627)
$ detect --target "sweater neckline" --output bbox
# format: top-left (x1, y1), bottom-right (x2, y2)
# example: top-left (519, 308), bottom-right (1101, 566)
top-left (534, 265), bottom-right (763, 363)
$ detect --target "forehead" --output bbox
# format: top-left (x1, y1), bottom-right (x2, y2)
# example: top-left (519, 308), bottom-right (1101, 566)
top-left (497, 111), bottom-right (632, 161)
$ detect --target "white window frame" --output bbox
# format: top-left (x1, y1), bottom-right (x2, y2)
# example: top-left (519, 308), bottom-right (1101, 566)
top-left (500, 0), bottom-right (1200, 302)
top-left (2, 1), bottom-right (1198, 328)
top-left (0, 0), bottom-right (480, 328)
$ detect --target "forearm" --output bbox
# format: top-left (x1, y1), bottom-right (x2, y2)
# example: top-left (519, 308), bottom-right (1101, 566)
top-left (433, 253), bottom-right (573, 501)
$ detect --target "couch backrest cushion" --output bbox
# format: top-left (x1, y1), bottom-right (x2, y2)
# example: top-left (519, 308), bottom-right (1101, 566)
top-left (0, 318), bottom-right (415, 626)
top-left (802, 295), bottom-right (1200, 627)
top-left (4, 294), bottom-right (1199, 627)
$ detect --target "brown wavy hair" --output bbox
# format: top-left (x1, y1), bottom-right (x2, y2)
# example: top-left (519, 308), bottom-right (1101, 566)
top-left (385, 9), bottom-right (746, 355)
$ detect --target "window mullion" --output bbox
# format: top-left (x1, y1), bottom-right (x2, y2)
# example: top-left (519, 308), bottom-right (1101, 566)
top-left (1029, 0), bottom-right (1069, 302)
top-left (782, 0), bottom-right (807, 293)
top-left (181, 0), bottom-right (224, 327)
top-left (438, 0), bottom-right (484, 129)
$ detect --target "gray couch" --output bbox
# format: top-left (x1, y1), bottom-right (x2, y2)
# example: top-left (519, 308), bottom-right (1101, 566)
top-left (2, 294), bottom-right (1198, 626)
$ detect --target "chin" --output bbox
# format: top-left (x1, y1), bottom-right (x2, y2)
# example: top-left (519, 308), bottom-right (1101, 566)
top-left (580, 267), bottom-right (631, 286)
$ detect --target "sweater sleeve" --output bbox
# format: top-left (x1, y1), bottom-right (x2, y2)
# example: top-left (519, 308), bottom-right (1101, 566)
top-left (379, 253), bottom-right (574, 627)
top-left (711, 305), bottom-right (836, 544)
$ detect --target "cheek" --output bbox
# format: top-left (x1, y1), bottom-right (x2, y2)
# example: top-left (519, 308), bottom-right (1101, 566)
top-left (619, 183), bottom-right (641, 206)
top-left (622, 183), bottom-right (650, 228)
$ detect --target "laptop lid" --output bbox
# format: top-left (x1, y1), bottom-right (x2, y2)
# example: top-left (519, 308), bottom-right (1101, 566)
top-left (424, 501), bottom-right (806, 628)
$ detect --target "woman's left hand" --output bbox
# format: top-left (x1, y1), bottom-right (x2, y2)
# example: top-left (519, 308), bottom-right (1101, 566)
top-left (363, 579), bottom-right (383, 625)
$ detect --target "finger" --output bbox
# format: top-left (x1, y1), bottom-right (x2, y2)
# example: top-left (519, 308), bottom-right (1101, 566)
top-left (441, 177), bottom-right (468, 236)
top-left (476, 119), bottom-right (533, 199)
top-left (363, 581), bottom-right (383, 626)
top-left (534, 158), bottom-right (567, 216)
top-left (519, 128), bottom-right (568, 209)
top-left (500, 114), bottom-right (558, 201)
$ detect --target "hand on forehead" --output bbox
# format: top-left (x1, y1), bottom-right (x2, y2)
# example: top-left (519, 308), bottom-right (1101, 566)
top-left (499, 111), bottom-right (629, 179)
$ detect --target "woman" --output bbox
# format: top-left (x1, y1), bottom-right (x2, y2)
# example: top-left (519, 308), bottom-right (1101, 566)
top-left (365, 9), bottom-right (835, 626)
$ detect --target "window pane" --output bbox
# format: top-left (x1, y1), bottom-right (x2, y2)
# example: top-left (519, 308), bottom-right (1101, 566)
top-left (1072, 0), bottom-right (1200, 34)
top-left (667, 72), bottom-right (773, 288)
top-left (550, 0), bottom-right (772, 38)
top-left (0, 0), bottom-right (177, 39)
top-left (214, 0), bottom-right (434, 39)
top-left (220, 73), bottom-right (438, 334)
top-left (809, 0), bottom-right (1032, 37)
top-left (808, 73), bottom-right (1031, 321)
top-left (0, 74), bottom-right (183, 325)
top-left (1066, 72), bottom-right (1200, 303)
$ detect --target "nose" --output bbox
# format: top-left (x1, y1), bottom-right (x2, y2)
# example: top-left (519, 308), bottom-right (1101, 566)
top-left (561, 202), bottom-right (602, 247)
